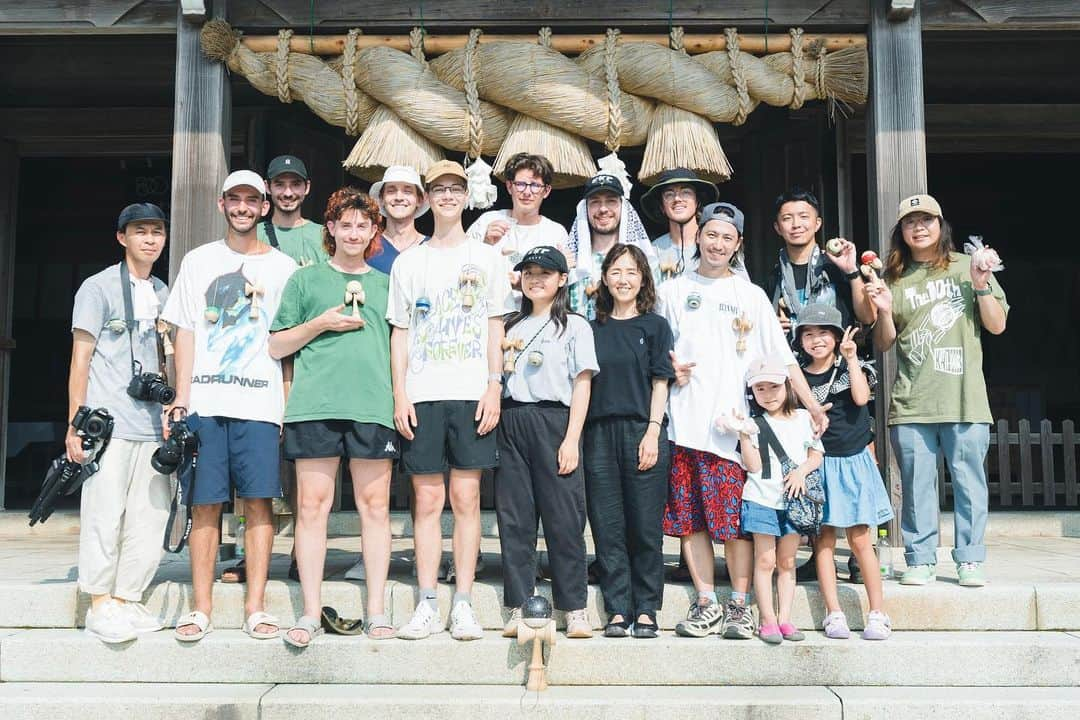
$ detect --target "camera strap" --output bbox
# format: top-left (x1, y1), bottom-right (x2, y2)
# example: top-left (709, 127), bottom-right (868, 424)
top-left (119, 261), bottom-right (166, 377)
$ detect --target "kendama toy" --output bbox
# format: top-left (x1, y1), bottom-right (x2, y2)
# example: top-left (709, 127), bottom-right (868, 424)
top-left (859, 251), bottom-right (883, 281)
top-left (501, 337), bottom-right (525, 373)
top-left (156, 319), bottom-right (174, 356)
top-left (460, 269), bottom-right (480, 311)
top-left (204, 306), bottom-right (221, 323)
top-left (527, 350), bottom-right (544, 367)
top-left (516, 595), bottom-right (556, 692)
top-left (344, 280), bottom-right (366, 317)
top-left (686, 291), bottom-right (702, 310)
top-left (584, 281), bottom-right (600, 298)
top-left (825, 237), bottom-right (846, 256)
top-left (659, 259), bottom-right (679, 280)
top-left (732, 312), bottom-right (754, 355)
top-left (244, 281), bottom-right (265, 320)
top-left (414, 296), bottom-right (432, 317)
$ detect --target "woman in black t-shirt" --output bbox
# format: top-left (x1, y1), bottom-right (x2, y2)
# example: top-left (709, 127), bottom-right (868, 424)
top-left (584, 245), bottom-right (675, 638)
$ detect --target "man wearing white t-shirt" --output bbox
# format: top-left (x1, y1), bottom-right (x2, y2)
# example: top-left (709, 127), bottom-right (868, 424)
top-left (466, 153), bottom-right (571, 305)
top-left (164, 170), bottom-right (298, 643)
top-left (657, 201), bottom-right (827, 641)
top-left (388, 160), bottom-right (512, 641)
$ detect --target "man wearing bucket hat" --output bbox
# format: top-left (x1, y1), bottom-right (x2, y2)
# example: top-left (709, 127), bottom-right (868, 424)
top-left (70, 203), bottom-right (171, 644)
top-left (258, 155), bottom-right (327, 268)
top-left (368, 165), bottom-right (430, 275)
top-left (566, 172), bottom-right (658, 320)
top-left (164, 170), bottom-right (298, 643)
top-left (387, 160), bottom-right (512, 640)
top-left (640, 168), bottom-right (718, 284)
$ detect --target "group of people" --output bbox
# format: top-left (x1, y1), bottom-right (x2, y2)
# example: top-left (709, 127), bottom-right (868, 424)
top-left (68, 150), bottom-right (1008, 648)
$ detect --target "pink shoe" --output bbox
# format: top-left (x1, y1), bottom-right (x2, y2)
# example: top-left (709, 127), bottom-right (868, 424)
top-left (778, 622), bottom-right (805, 641)
top-left (757, 623), bottom-right (782, 644)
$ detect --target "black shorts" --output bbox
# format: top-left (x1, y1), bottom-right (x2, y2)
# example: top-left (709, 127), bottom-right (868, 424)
top-left (401, 400), bottom-right (499, 475)
top-left (283, 420), bottom-right (401, 460)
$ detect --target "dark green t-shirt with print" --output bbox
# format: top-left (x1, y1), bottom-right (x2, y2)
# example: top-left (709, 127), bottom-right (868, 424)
top-left (257, 219), bottom-right (328, 268)
top-left (271, 262), bottom-right (394, 428)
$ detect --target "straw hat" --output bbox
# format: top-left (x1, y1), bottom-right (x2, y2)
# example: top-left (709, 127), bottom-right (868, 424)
top-left (369, 165), bottom-right (430, 218)
top-left (639, 168), bottom-right (718, 223)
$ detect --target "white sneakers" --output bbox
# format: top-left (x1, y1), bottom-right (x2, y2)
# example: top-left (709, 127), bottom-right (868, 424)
top-left (124, 602), bottom-right (165, 633)
top-left (396, 601), bottom-right (444, 640)
top-left (449, 600), bottom-right (484, 641)
top-left (84, 600), bottom-right (137, 644)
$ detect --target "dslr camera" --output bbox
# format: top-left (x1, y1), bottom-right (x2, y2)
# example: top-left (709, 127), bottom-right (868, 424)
top-left (151, 411), bottom-right (199, 475)
top-left (127, 361), bottom-right (176, 405)
top-left (28, 406), bottom-right (114, 526)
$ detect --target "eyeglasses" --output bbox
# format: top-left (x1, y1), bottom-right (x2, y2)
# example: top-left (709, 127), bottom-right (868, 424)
top-left (429, 184), bottom-right (466, 197)
top-left (901, 214), bottom-right (938, 229)
top-left (510, 181), bottom-right (546, 194)
top-left (661, 188), bottom-right (696, 202)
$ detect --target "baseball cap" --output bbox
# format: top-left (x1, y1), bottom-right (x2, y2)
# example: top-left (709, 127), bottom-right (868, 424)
top-left (369, 165), bottom-right (429, 218)
top-left (794, 303), bottom-right (844, 337)
top-left (424, 160), bottom-right (468, 186)
top-left (117, 203), bottom-right (167, 232)
top-left (582, 173), bottom-right (624, 200)
top-left (266, 155), bottom-right (309, 181)
top-left (221, 170), bottom-right (267, 196)
top-left (699, 201), bottom-right (745, 235)
top-left (513, 245), bottom-right (569, 274)
top-left (896, 194), bottom-right (943, 224)
top-left (746, 355), bottom-right (790, 386)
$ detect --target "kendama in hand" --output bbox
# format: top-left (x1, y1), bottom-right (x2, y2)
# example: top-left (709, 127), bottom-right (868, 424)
top-left (244, 282), bottom-right (265, 320)
top-left (826, 237), bottom-right (846, 256)
top-left (859, 251), bottom-right (884, 282)
top-left (344, 280), bottom-right (365, 317)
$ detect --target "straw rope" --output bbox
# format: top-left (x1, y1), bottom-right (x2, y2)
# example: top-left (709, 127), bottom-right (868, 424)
top-left (669, 26), bottom-right (685, 53)
top-left (725, 28), bottom-right (751, 126)
top-left (409, 27), bottom-right (429, 68)
top-left (603, 28), bottom-right (623, 152)
top-left (538, 27), bottom-right (553, 48)
top-left (788, 28), bottom-right (806, 110)
top-left (342, 29), bottom-right (361, 135)
top-left (275, 29), bottom-right (293, 103)
top-left (464, 29), bottom-right (485, 160)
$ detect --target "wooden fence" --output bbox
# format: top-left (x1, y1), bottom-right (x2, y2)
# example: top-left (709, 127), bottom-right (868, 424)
top-left (938, 419), bottom-right (1078, 508)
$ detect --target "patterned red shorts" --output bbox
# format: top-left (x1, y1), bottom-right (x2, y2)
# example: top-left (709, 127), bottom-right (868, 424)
top-left (663, 444), bottom-right (747, 542)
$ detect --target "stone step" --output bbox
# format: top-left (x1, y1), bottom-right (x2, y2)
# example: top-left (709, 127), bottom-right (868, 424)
top-left (3, 577), bottom-right (1077, 632)
top-left (2, 630), bottom-right (1078, 686)
top-left (2, 683), bottom-right (1078, 720)
top-left (7, 509), bottom-right (1079, 541)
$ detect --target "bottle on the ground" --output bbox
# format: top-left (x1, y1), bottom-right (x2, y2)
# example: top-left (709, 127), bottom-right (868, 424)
top-left (235, 515), bottom-right (246, 560)
top-left (877, 528), bottom-right (892, 579)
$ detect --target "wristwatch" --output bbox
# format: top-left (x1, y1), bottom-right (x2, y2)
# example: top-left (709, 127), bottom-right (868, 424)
top-left (488, 372), bottom-right (505, 385)
top-left (974, 283), bottom-right (993, 296)
top-left (844, 269), bottom-right (861, 280)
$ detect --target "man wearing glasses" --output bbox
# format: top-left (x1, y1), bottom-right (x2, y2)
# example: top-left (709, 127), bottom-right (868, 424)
top-left (639, 168), bottom-right (719, 285)
top-left (387, 160), bottom-right (512, 640)
top-left (467, 153), bottom-right (571, 304)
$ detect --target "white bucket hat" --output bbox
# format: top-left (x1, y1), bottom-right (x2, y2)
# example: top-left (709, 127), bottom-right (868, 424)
top-left (370, 165), bottom-right (429, 219)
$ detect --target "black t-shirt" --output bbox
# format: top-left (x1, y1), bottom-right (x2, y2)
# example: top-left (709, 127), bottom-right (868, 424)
top-left (803, 358), bottom-right (877, 456)
top-left (764, 260), bottom-right (856, 329)
top-left (587, 313), bottom-right (675, 423)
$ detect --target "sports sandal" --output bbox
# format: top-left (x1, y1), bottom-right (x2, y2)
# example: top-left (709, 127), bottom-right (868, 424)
top-left (243, 611), bottom-right (280, 640)
top-left (283, 615), bottom-right (322, 648)
top-left (220, 560), bottom-right (246, 584)
top-left (174, 610), bottom-right (213, 642)
top-left (365, 614), bottom-right (395, 640)
top-left (321, 606), bottom-right (365, 636)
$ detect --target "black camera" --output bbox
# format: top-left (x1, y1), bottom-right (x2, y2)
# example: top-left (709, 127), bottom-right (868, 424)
top-left (71, 405), bottom-right (114, 439)
top-left (28, 406), bottom-right (114, 526)
top-left (151, 415), bottom-right (199, 475)
top-left (127, 365), bottom-right (176, 405)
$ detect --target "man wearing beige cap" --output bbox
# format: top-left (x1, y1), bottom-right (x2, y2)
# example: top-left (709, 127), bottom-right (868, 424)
top-left (387, 160), bottom-right (512, 640)
top-left (164, 170), bottom-right (298, 642)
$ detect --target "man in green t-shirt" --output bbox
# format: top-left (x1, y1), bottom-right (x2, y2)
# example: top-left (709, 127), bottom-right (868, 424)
top-left (868, 193), bottom-right (1008, 589)
top-left (257, 155), bottom-right (327, 267)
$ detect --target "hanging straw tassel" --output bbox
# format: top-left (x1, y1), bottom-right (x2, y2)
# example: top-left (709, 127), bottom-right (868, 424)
top-left (639, 103), bottom-right (732, 185)
top-left (343, 105), bottom-right (445, 181)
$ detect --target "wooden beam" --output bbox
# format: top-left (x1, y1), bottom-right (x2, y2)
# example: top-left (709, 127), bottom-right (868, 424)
top-left (0, 0), bottom-right (176, 33)
top-left (240, 31), bottom-right (865, 57)
top-left (169, 0), bottom-right (230, 282)
top-left (0, 140), bottom-right (18, 509)
top-left (866, 0), bottom-right (928, 544)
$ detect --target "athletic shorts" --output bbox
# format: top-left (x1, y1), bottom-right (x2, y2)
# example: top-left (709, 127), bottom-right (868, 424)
top-left (191, 415), bottom-right (281, 505)
top-left (284, 420), bottom-right (400, 461)
top-left (401, 400), bottom-right (498, 475)
top-left (662, 444), bottom-right (747, 542)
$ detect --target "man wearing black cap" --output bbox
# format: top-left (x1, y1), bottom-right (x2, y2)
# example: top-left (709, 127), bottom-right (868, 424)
top-left (69, 203), bottom-right (172, 644)
top-left (258, 155), bottom-right (327, 267)
top-left (640, 168), bottom-right (719, 284)
top-left (567, 173), bottom-right (656, 321)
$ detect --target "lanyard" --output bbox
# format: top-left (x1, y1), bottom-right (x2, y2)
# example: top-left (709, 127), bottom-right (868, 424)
top-left (118, 261), bottom-right (165, 376)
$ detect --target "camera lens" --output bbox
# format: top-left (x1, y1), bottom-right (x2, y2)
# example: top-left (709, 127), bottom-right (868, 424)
top-left (85, 417), bottom-right (107, 437)
top-left (150, 383), bottom-right (177, 405)
top-left (151, 444), bottom-right (181, 475)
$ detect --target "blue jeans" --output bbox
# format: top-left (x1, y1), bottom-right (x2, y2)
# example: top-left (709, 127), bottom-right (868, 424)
top-left (890, 423), bottom-right (990, 566)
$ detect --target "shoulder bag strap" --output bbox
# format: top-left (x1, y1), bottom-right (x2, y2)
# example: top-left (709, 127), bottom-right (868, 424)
top-left (752, 414), bottom-right (793, 480)
top-left (263, 218), bottom-right (279, 248)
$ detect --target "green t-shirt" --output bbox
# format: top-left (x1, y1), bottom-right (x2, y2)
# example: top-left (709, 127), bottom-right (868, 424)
top-left (887, 252), bottom-right (1008, 425)
top-left (271, 262), bottom-right (394, 428)
top-left (257, 219), bottom-right (328, 267)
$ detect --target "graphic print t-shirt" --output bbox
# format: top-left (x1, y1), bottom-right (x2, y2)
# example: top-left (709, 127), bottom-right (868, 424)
top-left (886, 252), bottom-right (1008, 425)
top-left (161, 240), bottom-right (298, 424)
top-left (386, 240), bottom-right (512, 403)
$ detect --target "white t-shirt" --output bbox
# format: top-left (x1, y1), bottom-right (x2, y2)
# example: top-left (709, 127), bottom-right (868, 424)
top-left (161, 240), bottom-right (298, 424)
top-left (502, 314), bottom-right (599, 406)
top-left (467, 210), bottom-right (569, 306)
top-left (742, 409), bottom-right (823, 510)
top-left (657, 271), bottom-right (795, 463)
top-left (387, 240), bottom-right (512, 403)
top-left (652, 232), bottom-right (698, 284)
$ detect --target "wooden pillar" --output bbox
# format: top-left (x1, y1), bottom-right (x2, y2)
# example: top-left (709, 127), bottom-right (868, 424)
top-left (0, 140), bottom-right (18, 509)
top-left (866, 1), bottom-right (928, 543)
top-left (169, 0), bottom-right (230, 282)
